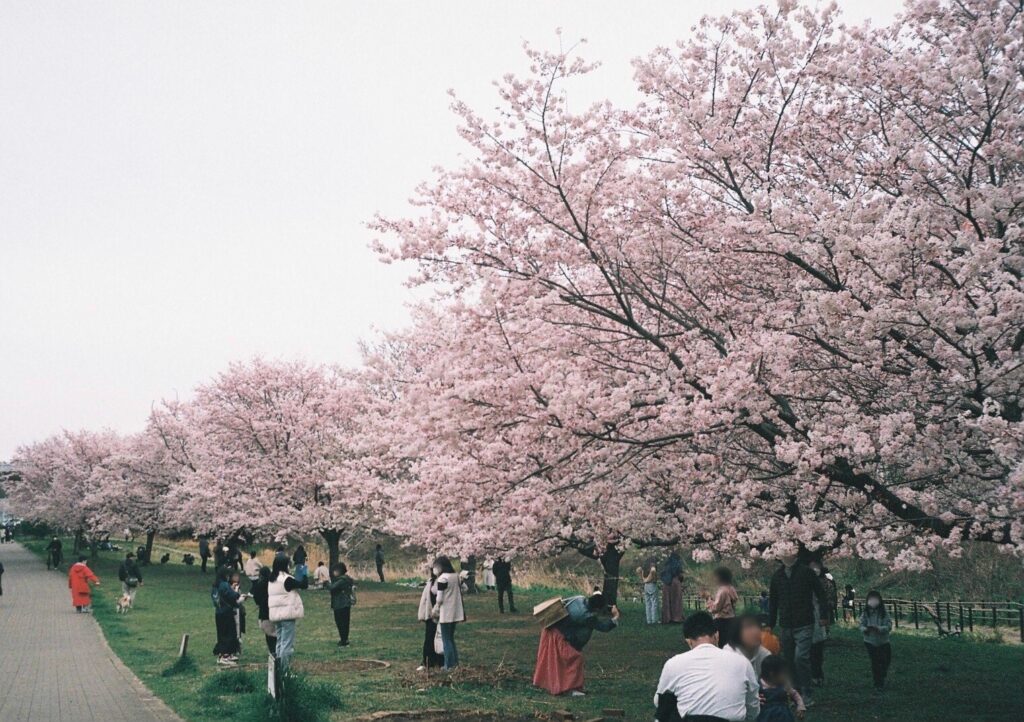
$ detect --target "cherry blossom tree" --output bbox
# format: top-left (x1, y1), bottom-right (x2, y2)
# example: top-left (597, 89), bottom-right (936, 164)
top-left (159, 358), bottom-right (376, 567)
top-left (375, 0), bottom-right (1024, 572)
top-left (8, 429), bottom-right (121, 552)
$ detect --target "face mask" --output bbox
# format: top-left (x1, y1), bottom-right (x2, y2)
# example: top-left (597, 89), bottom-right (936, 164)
top-left (867, 599), bottom-right (880, 609)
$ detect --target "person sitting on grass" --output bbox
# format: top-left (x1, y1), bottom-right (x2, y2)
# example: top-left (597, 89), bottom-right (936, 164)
top-left (727, 615), bottom-right (805, 718)
top-left (328, 562), bottom-right (355, 646)
top-left (757, 655), bottom-right (797, 722)
top-left (654, 611), bottom-right (759, 722)
top-left (859, 590), bottom-right (893, 694)
top-left (533, 589), bottom-right (620, 697)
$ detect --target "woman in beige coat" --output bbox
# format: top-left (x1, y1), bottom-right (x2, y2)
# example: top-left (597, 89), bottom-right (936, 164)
top-left (430, 556), bottom-right (465, 671)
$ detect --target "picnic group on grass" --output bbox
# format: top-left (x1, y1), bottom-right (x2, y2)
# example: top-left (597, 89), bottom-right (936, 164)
top-left (8, 532), bottom-right (896, 722)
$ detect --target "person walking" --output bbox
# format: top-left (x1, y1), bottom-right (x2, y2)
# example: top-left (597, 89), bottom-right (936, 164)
top-left (431, 556), bottom-right (465, 671)
top-left (117, 552), bottom-right (143, 608)
top-left (374, 544), bottom-right (386, 583)
top-left (416, 565), bottom-right (445, 671)
top-left (638, 561), bottom-right (659, 624)
top-left (660, 551), bottom-right (684, 624)
top-left (492, 557), bottom-right (517, 613)
top-left (249, 566), bottom-right (277, 655)
top-left (859, 590), bottom-right (893, 694)
top-left (268, 555), bottom-right (307, 672)
top-left (328, 562), bottom-right (355, 646)
top-left (808, 560), bottom-right (831, 686)
top-left (198, 537), bottom-right (210, 573)
top-left (211, 566), bottom-right (243, 666)
top-left (708, 566), bottom-right (739, 647)
top-left (768, 553), bottom-right (827, 706)
top-left (46, 537), bottom-right (63, 570)
top-left (68, 556), bottom-right (100, 612)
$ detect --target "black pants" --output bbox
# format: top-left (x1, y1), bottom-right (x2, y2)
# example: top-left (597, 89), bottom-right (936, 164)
top-left (865, 642), bottom-right (891, 687)
top-left (811, 640), bottom-right (825, 680)
top-left (376, 561), bottom-right (385, 583)
top-left (497, 584), bottom-right (516, 613)
top-left (214, 612), bottom-right (240, 656)
top-left (422, 620), bottom-right (444, 668)
top-left (201, 555), bottom-right (209, 573)
top-left (333, 606), bottom-right (351, 643)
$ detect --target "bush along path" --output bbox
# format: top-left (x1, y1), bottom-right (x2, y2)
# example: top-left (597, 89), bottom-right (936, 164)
top-left (0, 542), bottom-right (181, 722)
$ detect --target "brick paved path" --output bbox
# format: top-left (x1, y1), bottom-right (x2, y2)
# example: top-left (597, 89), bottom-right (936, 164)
top-left (0, 542), bottom-right (182, 722)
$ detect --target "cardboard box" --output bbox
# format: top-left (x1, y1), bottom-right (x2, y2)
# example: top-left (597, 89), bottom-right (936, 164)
top-left (533, 597), bottom-right (569, 628)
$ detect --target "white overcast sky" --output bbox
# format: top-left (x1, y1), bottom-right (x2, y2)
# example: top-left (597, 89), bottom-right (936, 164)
top-left (0, 1), bottom-right (900, 459)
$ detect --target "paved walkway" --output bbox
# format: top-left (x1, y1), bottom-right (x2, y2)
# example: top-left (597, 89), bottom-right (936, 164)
top-left (0, 542), bottom-right (182, 722)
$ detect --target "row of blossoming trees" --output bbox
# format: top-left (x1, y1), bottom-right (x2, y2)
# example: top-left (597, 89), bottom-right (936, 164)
top-left (7, 0), bottom-right (1023, 599)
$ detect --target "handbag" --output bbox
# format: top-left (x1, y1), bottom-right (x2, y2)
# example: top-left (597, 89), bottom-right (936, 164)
top-left (433, 624), bottom-right (445, 655)
top-left (125, 576), bottom-right (140, 588)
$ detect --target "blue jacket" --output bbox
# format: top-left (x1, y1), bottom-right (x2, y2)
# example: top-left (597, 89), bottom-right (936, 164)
top-left (555, 595), bottom-right (617, 651)
top-left (757, 686), bottom-right (795, 722)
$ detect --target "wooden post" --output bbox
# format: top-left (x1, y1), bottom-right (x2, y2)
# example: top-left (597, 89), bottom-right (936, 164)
top-left (267, 654), bottom-right (278, 699)
top-left (1018, 606), bottom-right (1023, 643)
top-left (913, 601), bottom-right (919, 630)
top-left (968, 605), bottom-right (973, 632)
top-left (958, 603), bottom-right (964, 632)
top-left (992, 604), bottom-right (997, 630)
top-left (893, 601), bottom-right (899, 628)
top-left (178, 633), bottom-right (189, 658)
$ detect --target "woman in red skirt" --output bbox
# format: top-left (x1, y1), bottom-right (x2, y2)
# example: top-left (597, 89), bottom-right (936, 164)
top-left (533, 590), bottom-right (620, 697)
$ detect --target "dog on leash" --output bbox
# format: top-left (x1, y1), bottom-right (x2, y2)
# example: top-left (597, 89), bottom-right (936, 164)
top-left (116, 592), bottom-right (133, 614)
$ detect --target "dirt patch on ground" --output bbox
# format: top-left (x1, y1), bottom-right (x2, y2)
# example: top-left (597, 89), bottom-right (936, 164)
top-left (294, 658), bottom-right (391, 674)
top-left (399, 663), bottom-right (524, 690)
top-left (352, 711), bottom-right (539, 722)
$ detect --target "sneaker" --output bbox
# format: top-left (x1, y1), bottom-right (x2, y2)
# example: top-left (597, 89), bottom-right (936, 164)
top-left (217, 657), bottom-right (237, 667)
top-left (570, 690), bottom-right (586, 697)
top-left (337, 641), bottom-right (350, 647)
top-left (227, 655), bottom-right (240, 661)
top-left (415, 665), bottom-right (426, 672)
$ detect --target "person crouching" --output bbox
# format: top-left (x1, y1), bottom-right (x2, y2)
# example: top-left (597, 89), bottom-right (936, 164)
top-left (533, 589), bottom-right (620, 697)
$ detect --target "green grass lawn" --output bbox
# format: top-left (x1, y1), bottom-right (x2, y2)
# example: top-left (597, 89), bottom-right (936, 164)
top-left (23, 540), bottom-right (1024, 721)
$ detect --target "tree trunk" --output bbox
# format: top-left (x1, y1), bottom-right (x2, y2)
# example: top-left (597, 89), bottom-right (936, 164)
top-left (599, 546), bottom-right (624, 606)
top-left (73, 529), bottom-right (83, 554)
top-left (321, 529), bottom-right (342, 569)
top-left (143, 530), bottom-right (156, 565)
top-left (463, 555), bottom-right (479, 594)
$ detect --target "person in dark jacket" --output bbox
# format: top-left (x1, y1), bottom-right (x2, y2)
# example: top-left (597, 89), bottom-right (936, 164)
top-left (492, 557), bottom-right (517, 613)
top-left (292, 545), bottom-right (307, 567)
top-left (249, 566), bottom-right (277, 655)
top-left (198, 537), bottom-right (210, 573)
top-left (117, 552), bottom-right (144, 608)
top-left (212, 566), bottom-right (243, 666)
top-left (46, 537), bottom-right (63, 570)
top-left (768, 554), bottom-right (826, 703)
top-left (374, 544), bottom-right (385, 583)
top-left (328, 562), bottom-right (356, 646)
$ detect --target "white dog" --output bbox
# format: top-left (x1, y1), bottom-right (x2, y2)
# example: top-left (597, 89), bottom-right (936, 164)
top-left (116, 592), bottom-right (133, 614)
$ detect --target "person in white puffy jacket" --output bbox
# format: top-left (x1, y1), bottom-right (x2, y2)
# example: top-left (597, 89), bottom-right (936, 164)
top-left (268, 555), bottom-right (308, 671)
top-left (430, 556), bottom-right (466, 670)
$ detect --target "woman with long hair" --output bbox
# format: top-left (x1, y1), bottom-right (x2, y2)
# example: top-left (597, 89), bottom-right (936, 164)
top-left (416, 563), bottom-right (446, 671)
top-left (212, 565), bottom-right (242, 666)
top-left (268, 554), bottom-right (307, 671)
top-left (430, 555), bottom-right (465, 671)
top-left (249, 566), bottom-right (277, 655)
top-left (659, 551), bottom-right (684, 624)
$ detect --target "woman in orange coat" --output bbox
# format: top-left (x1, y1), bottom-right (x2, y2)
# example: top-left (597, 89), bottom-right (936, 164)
top-left (68, 555), bottom-right (100, 612)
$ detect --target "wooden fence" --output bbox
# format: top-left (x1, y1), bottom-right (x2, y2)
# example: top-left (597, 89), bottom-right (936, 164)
top-left (673, 595), bottom-right (1024, 642)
